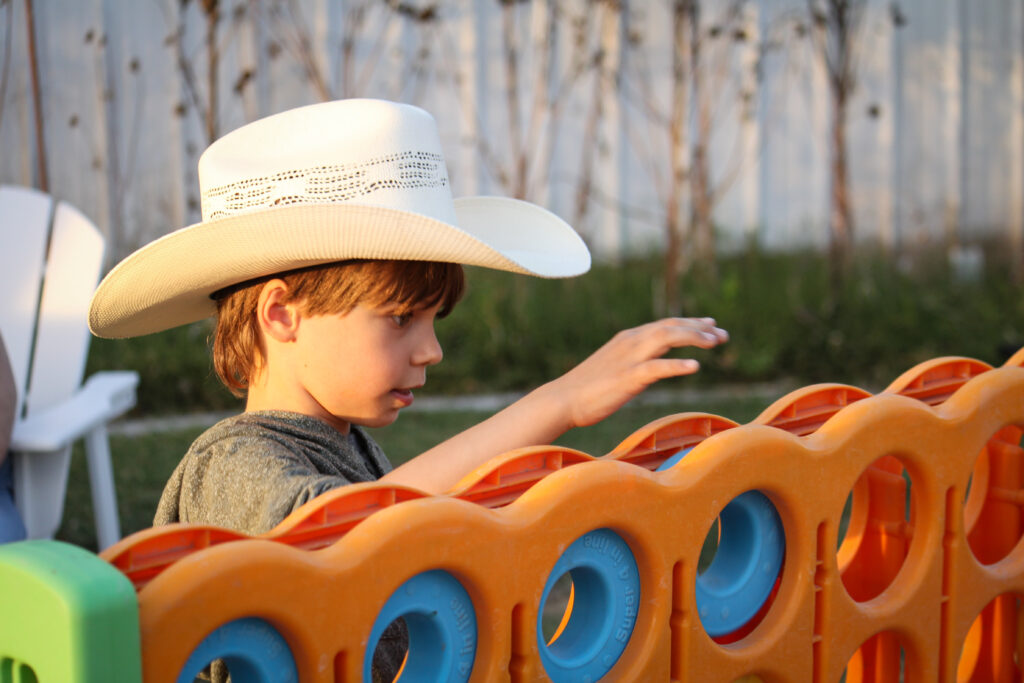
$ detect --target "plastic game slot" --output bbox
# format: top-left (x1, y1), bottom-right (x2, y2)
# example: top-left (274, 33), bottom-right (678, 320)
top-left (102, 483), bottom-right (427, 589)
top-left (885, 357), bottom-right (992, 405)
top-left (604, 413), bottom-right (738, 469)
top-left (102, 526), bottom-right (248, 590)
top-left (264, 484), bottom-right (429, 549)
top-left (755, 384), bottom-right (872, 436)
top-left (449, 446), bottom-right (595, 507)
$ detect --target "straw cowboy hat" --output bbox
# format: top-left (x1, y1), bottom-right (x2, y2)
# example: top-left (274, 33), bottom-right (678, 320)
top-left (88, 98), bottom-right (590, 338)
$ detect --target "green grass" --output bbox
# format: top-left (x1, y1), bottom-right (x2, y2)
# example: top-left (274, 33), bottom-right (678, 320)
top-left (56, 395), bottom-right (771, 550)
top-left (84, 249), bottom-right (1024, 417)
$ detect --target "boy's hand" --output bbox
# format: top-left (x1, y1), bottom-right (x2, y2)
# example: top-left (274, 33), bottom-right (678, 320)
top-left (549, 317), bottom-right (728, 429)
top-left (386, 317), bottom-right (727, 495)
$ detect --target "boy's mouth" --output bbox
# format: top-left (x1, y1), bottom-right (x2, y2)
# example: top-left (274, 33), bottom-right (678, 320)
top-left (391, 388), bottom-right (415, 406)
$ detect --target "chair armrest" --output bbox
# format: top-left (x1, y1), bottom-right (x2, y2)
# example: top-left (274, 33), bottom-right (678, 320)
top-left (10, 371), bottom-right (139, 452)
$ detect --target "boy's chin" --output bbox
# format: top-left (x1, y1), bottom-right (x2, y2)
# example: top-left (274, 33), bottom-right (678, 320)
top-left (354, 412), bottom-right (402, 429)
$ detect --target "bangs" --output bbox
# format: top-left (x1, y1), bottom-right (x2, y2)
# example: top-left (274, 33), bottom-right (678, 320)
top-left (296, 260), bottom-right (465, 318)
top-left (361, 260), bottom-right (465, 317)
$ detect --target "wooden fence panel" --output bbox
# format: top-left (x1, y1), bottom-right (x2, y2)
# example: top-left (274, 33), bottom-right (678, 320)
top-left (0, 0), bottom-right (1021, 265)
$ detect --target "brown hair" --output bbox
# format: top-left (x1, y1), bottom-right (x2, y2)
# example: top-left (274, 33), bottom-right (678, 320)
top-left (212, 260), bottom-right (465, 396)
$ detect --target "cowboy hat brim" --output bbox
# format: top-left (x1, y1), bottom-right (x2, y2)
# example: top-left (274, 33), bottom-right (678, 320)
top-left (88, 196), bottom-right (591, 338)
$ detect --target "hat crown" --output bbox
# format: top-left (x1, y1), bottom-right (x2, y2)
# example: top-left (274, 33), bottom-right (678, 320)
top-left (198, 99), bottom-right (456, 224)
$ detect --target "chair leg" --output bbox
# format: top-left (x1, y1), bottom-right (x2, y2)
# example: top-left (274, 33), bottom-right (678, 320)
top-left (84, 426), bottom-right (121, 550)
top-left (12, 449), bottom-right (71, 540)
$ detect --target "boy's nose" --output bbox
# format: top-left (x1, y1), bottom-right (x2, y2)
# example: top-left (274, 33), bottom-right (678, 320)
top-left (413, 327), bottom-right (443, 366)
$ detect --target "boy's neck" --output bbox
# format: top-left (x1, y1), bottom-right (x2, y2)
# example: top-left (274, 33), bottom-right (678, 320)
top-left (245, 384), bottom-right (352, 435)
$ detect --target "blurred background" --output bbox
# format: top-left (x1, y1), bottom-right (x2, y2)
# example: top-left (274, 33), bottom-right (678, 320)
top-left (4, 0), bottom-right (1022, 268)
top-left (2, 0), bottom-right (1023, 543)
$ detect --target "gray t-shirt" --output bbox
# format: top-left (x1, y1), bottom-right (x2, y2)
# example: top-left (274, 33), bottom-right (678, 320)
top-left (155, 410), bottom-right (406, 683)
top-left (155, 410), bottom-right (394, 534)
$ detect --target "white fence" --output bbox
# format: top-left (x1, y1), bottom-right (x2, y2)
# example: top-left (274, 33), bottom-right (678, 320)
top-left (0, 0), bottom-right (1021, 266)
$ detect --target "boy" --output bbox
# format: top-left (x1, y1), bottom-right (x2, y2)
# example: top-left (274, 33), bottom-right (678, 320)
top-left (88, 99), bottom-right (727, 680)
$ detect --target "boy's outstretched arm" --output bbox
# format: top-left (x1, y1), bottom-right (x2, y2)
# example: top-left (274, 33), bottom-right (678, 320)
top-left (380, 317), bottom-right (728, 495)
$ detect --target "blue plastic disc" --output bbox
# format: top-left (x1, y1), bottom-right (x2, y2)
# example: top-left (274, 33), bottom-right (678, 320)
top-left (365, 569), bottom-right (477, 682)
top-left (657, 446), bottom-right (694, 471)
top-left (177, 617), bottom-right (297, 683)
top-left (658, 448), bottom-right (785, 637)
top-left (537, 528), bottom-right (641, 682)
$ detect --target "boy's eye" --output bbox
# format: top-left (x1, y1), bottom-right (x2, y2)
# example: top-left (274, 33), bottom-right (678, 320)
top-left (390, 312), bottom-right (413, 327)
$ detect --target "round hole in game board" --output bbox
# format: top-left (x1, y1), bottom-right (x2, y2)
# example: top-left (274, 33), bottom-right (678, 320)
top-left (698, 517), bottom-right (721, 574)
top-left (365, 570), bottom-right (477, 683)
top-left (964, 425), bottom-right (1024, 566)
top-left (956, 593), bottom-right (1024, 681)
top-left (841, 631), bottom-right (906, 682)
top-left (695, 490), bottom-right (785, 641)
top-left (369, 617), bottom-right (409, 683)
top-left (14, 664), bottom-right (38, 683)
top-left (537, 528), bottom-right (640, 682)
top-left (656, 448), bottom-right (786, 641)
top-left (176, 617), bottom-right (298, 683)
top-left (541, 571), bottom-right (574, 645)
top-left (836, 492), bottom-right (853, 551)
top-left (837, 455), bottom-right (915, 603)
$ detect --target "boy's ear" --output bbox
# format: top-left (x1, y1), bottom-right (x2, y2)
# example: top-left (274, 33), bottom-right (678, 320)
top-left (256, 279), bottom-right (301, 342)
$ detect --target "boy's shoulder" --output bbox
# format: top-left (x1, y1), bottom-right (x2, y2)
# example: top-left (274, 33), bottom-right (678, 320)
top-left (156, 411), bottom-right (391, 530)
top-left (185, 410), bottom-right (390, 476)
top-left (190, 411), bottom-right (344, 452)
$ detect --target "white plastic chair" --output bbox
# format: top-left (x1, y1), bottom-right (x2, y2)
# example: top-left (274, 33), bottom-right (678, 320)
top-left (0, 185), bottom-right (138, 550)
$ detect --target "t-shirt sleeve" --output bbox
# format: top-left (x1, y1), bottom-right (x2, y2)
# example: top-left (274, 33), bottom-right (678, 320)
top-left (164, 434), bottom-right (356, 536)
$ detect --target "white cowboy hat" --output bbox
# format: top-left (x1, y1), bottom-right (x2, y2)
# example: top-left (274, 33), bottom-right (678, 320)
top-left (88, 99), bottom-right (590, 338)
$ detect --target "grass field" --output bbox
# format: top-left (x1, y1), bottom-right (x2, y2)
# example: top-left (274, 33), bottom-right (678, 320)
top-left (86, 250), bottom-right (1024, 418)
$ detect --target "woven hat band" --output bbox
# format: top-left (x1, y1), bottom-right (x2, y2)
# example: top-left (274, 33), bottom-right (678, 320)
top-left (201, 150), bottom-right (454, 223)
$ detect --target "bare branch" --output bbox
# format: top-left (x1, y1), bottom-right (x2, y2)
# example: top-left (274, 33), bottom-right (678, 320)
top-left (203, 0), bottom-right (219, 141)
top-left (0, 0), bottom-right (13, 134)
top-left (25, 0), bottom-right (48, 189)
top-left (499, 1), bottom-right (526, 196)
top-left (353, 3), bottom-right (396, 96)
top-left (272, 0), bottom-right (333, 101)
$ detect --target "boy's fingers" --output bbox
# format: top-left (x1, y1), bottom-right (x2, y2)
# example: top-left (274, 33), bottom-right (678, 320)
top-left (683, 319), bottom-right (728, 344)
top-left (639, 357), bottom-right (701, 383)
top-left (649, 319), bottom-right (728, 351)
top-left (666, 317), bottom-right (728, 336)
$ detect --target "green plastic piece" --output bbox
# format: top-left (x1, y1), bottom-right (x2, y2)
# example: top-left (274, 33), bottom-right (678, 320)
top-left (0, 540), bottom-right (142, 683)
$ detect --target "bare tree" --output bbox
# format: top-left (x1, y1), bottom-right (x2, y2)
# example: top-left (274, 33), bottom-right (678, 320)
top-left (446, 0), bottom-right (604, 225)
top-left (170, 0), bottom-right (232, 144)
top-left (265, 0), bottom-right (442, 102)
top-left (623, 0), bottom-right (754, 314)
top-left (24, 0), bottom-right (47, 190)
top-left (266, 0), bottom-right (333, 101)
top-left (663, 1), bottom-right (694, 315)
top-left (806, 0), bottom-right (867, 282)
top-left (571, 0), bottom-right (622, 231)
top-left (0, 0), bottom-right (13, 137)
top-left (688, 2), bottom-right (752, 283)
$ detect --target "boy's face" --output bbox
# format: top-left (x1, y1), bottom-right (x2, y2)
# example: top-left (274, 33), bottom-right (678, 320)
top-left (286, 301), bottom-right (444, 433)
